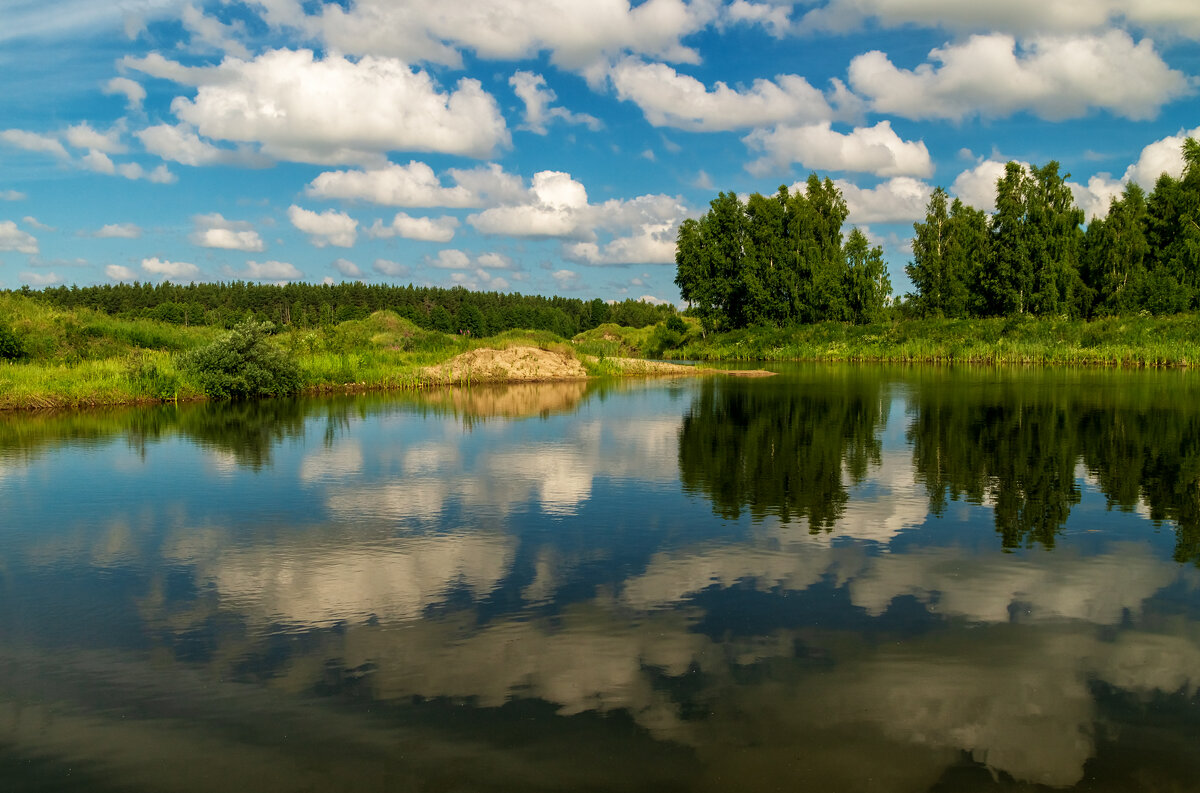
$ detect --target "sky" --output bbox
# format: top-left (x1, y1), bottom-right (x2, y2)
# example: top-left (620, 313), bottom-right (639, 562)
top-left (1, 0), bottom-right (1198, 305)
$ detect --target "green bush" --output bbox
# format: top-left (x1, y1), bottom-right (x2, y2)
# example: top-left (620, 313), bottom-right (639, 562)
top-left (181, 320), bottom-right (301, 399)
top-left (0, 322), bottom-right (25, 361)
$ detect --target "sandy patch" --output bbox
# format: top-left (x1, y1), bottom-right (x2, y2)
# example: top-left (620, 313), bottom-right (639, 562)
top-left (604, 358), bottom-right (776, 378)
top-left (423, 346), bottom-right (587, 383)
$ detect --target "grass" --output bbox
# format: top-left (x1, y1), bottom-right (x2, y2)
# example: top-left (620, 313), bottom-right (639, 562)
top-left (3, 290), bottom-right (1199, 410)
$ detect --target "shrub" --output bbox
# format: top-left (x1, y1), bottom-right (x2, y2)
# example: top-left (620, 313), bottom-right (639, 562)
top-left (181, 320), bottom-right (301, 399)
top-left (0, 322), bottom-right (25, 361)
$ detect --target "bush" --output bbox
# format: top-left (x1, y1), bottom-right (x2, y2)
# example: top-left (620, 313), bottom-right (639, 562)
top-left (181, 320), bottom-right (301, 399)
top-left (0, 322), bottom-right (25, 361)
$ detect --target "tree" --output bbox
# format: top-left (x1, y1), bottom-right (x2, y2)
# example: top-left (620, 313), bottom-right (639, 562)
top-left (181, 320), bottom-right (301, 400)
top-left (843, 228), bottom-right (891, 324)
top-left (1082, 183), bottom-right (1149, 316)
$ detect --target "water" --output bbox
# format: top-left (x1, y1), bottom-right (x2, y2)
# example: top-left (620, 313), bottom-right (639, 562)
top-left (1, 365), bottom-right (1198, 792)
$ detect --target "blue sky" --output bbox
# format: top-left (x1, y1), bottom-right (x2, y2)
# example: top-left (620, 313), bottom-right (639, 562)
top-left (1, 0), bottom-right (1198, 305)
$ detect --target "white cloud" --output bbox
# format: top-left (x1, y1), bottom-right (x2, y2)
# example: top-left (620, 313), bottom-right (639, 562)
top-left (333, 258), bottom-right (362, 277)
top-left (308, 161), bottom-right (473, 207)
top-left (22, 216), bottom-right (53, 231)
top-left (103, 77), bottom-right (146, 111)
top-left (509, 71), bottom-right (602, 134)
top-left (476, 252), bottom-right (515, 270)
top-left (551, 269), bottom-right (579, 289)
top-left (0, 190), bottom-right (25, 201)
top-left (609, 58), bottom-right (833, 132)
top-left (744, 120), bottom-right (934, 177)
top-left (80, 150), bottom-right (177, 184)
top-left (0, 220), bottom-right (38, 254)
top-left (800, 0), bottom-right (1200, 39)
top-left (105, 264), bottom-right (136, 280)
top-left (66, 122), bottom-right (127, 154)
top-left (19, 271), bottom-right (61, 286)
top-left (848, 32), bottom-right (1191, 122)
top-left (136, 124), bottom-right (272, 168)
top-left (81, 149), bottom-right (116, 174)
top-left (835, 176), bottom-right (933, 223)
top-left (950, 159), bottom-right (1015, 212)
top-left (1121, 125), bottom-right (1200, 189)
top-left (372, 258), bottom-right (410, 277)
top-left (1069, 175), bottom-right (1126, 222)
top-left (367, 212), bottom-right (459, 242)
top-left (94, 223), bottom-right (142, 239)
top-left (142, 257), bottom-right (200, 282)
top-left (429, 249), bottom-right (472, 270)
top-left (142, 49), bottom-right (509, 165)
top-left (189, 213), bottom-right (265, 251)
top-left (181, 3), bottom-right (250, 57)
top-left (470, 170), bottom-right (591, 238)
top-left (243, 259), bottom-right (302, 280)
top-left (723, 0), bottom-right (792, 36)
top-left (0, 129), bottom-right (69, 159)
top-left (305, 0), bottom-right (721, 70)
top-left (288, 205), bottom-right (358, 248)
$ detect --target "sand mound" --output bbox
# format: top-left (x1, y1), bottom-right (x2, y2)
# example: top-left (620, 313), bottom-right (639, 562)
top-left (424, 346), bottom-right (587, 383)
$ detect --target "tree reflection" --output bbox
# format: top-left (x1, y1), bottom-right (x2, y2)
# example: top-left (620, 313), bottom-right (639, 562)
top-left (907, 370), bottom-right (1200, 561)
top-left (677, 368), bottom-right (888, 529)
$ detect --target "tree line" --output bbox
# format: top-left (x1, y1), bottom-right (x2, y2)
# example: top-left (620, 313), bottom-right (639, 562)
top-left (906, 138), bottom-right (1200, 319)
top-left (15, 281), bottom-right (676, 337)
top-left (677, 139), bottom-right (1200, 330)
top-left (674, 174), bottom-right (891, 333)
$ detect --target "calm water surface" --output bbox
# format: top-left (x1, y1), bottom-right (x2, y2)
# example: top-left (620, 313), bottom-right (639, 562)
top-left (1, 365), bottom-right (1199, 792)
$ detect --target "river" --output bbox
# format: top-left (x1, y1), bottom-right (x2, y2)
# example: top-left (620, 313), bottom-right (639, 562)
top-left (1, 364), bottom-right (1198, 791)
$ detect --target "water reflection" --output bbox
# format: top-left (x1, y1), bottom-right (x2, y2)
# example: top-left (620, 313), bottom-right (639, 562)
top-left (1, 368), bottom-right (1200, 791)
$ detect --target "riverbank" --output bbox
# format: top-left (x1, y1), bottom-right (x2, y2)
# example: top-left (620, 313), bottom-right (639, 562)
top-left (3, 292), bottom-right (1198, 410)
top-left (665, 314), bottom-right (1200, 367)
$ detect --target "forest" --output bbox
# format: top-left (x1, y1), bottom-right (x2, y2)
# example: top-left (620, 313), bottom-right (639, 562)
top-left (12, 280), bottom-right (676, 338)
top-left (677, 138), bottom-right (1200, 331)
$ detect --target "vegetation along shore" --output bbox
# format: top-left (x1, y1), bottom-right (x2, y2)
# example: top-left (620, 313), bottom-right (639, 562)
top-left (4, 138), bottom-right (1200, 410)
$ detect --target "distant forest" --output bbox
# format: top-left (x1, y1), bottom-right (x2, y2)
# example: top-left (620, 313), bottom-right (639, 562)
top-left (678, 138), bottom-right (1200, 331)
top-left (14, 281), bottom-right (676, 337)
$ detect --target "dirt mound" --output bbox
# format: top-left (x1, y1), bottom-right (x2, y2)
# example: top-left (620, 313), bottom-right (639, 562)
top-left (424, 346), bottom-right (587, 383)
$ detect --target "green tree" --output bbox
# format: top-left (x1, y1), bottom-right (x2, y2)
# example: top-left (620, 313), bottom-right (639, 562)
top-left (842, 228), bottom-right (891, 324)
top-left (181, 320), bottom-right (302, 400)
top-left (1082, 183), bottom-right (1149, 315)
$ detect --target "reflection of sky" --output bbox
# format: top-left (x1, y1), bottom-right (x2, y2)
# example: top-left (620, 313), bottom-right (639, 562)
top-left (1, 378), bottom-right (1199, 791)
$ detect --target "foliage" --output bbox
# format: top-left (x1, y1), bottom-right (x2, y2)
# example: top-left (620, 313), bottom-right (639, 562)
top-left (0, 321), bottom-right (25, 360)
top-left (675, 177), bottom-right (886, 332)
top-left (181, 320), bottom-right (302, 400)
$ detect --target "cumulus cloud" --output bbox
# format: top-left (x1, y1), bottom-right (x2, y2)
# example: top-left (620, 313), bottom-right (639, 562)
top-left (372, 258), bottom-right (409, 277)
top-left (834, 176), bottom-right (933, 224)
top-left (243, 259), bottom-right (302, 280)
top-left (800, 0), bottom-right (1200, 39)
top-left (181, 3), bottom-right (250, 57)
top-left (103, 77), bottom-right (146, 111)
top-left (288, 205), bottom-right (358, 247)
top-left (65, 122), bottom-right (127, 154)
top-left (950, 159), bottom-right (1016, 213)
top-left (470, 170), bottom-right (591, 238)
top-left (141, 257), bottom-right (199, 281)
top-left (744, 120), bottom-right (933, 177)
top-left (609, 58), bottom-right (833, 131)
top-left (1069, 175), bottom-right (1126, 221)
top-left (309, 161), bottom-right (471, 207)
top-left (848, 32), bottom-right (1191, 122)
top-left (332, 258), bottom-right (362, 277)
top-left (80, 150), bottom-right (177, 184)
top-left (19, 271), bottom-right (61, 286)
top-left (0, 190), bottom-right (25, 201)
top-left (723, 0), bottom-right (792, 36)
top-left (303, 0), bottom-right (721, 70)
top-left (0, 220), bottom-right (38, 254)
top-left (105, 264), bottom-right (136, 280)
top-left (189, 213), bottom-right (265, 251)
top-left (0, 129), bottom-right (69, 159)
top-left (93, 223), bottom-right (142, 239)
top-left (367, 212), bottom-right (459, 242)
top-left (510, 71), bottom-right (602, 134)
top-left (136, 124), bottom-right (272, 168)
top-left (428, 249), bottom-right (472, 270)
top-left (22, 216), bottom-right (53, 231)
top-left (130, 49), bottom-right (510, 165)
top-left (1121, 126), bottom-right (1200, 188)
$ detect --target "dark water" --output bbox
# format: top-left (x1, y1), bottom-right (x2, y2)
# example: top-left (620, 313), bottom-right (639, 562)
top-left (1, 365), bottom-right (1198, 792)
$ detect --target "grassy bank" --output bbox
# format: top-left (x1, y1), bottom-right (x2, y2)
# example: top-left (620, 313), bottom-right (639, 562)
top-left (0, 295), bottom-right (618, 410)
top-left (4, 292), bottom-right (1200, 410)
top-left (664, 314), bottom-right (1200, 367)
